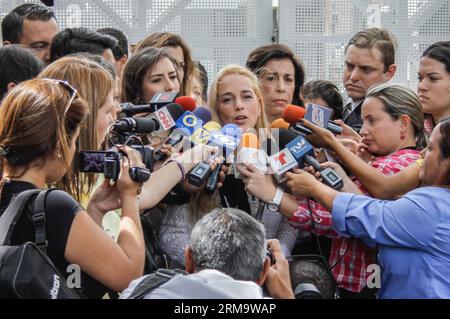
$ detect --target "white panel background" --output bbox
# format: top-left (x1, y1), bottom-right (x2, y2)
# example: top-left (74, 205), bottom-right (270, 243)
top-left (279, 0), bottom-right (450, 96)
top-left (1, 0), bottom-right (274, 87)
top-left (2, 0), bottom-right (449, 93)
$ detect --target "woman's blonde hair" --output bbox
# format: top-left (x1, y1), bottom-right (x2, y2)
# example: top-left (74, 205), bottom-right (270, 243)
top-left (39, 56), bottom-right (114, 200)
top-left (209, 65), bottom-right (269, 132)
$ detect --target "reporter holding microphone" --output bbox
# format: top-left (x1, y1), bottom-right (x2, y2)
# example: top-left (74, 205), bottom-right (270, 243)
top-left (285, 116), bottom-right (450, 299)
top-left (285, 83), bottom-right (426, 299)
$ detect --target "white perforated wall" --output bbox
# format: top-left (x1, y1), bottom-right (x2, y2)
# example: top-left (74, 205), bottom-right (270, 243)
top-left (279, 0), bottom-right (450, 95)
top-left (1, 0), bottom-right (273, 86)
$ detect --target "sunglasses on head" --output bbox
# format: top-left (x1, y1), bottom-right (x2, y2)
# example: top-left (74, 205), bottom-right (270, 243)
top-left (42, 78), bottom-right (78, 116)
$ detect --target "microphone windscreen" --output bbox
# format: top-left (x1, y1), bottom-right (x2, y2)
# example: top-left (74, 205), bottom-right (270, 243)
top-left (222, 123), bottom-right (242, 140)
top-left (271, 118), bottom-right (290, 129)
top-left (193, 106), bottom-right (212, 123)
top-left (278, 129), bottom-right (299, 149)
top-left (164, 103), bottom-right (185, 121)
top-left (282, 104), bottom-right (306, 124)
top-left (240, 133), bottom-right (259, 149)
top-left (175, 96), bottom-right (197, 112)
top-left (203, 121), bottom-right (222, 132)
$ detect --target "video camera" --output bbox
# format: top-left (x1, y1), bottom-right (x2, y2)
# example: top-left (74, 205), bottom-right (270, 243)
top-left (79, 144), bottom-right (153, 183)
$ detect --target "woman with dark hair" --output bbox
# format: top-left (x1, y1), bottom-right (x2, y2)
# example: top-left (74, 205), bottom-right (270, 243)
top-left (122, 46), bottom-right (180, 106)
top-left (246, 44), bottom-right (305, 123)
top-left (418, 41), bottom-right (450, 132)
top-left (286, 116), bottom-right (450, 298)
top-left (300, 80), bottom-right (344, 120)
top-left (134, 32), bottom-right (195, 97)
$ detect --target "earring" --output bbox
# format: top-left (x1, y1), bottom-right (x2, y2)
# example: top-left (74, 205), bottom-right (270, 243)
top-left (58, 153), bottom-right (62, 159)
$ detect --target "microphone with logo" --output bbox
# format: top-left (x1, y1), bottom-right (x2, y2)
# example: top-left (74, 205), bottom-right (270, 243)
top-left (153, 107), bottom-right (212, 162)
top-left (205, 124), bottom-right (242, 194)
top-left (188, 125), bottom-right (241, 188)
top-left (268, 129), bottom-right (343, 190)
top-left (234, 133), bottom-right (270, 221)
top-left (112, 103), bottom-right (185, 143)
top-left (282, 104), bottom-right (343, 136)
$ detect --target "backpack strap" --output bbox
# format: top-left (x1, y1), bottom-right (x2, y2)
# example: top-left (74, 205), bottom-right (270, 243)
top-left (127, 268), bottom-right (187, 299)
top-left (0, 189), bottom-right (41, 245)
top-left (32, 189), bottom-right (58, 253)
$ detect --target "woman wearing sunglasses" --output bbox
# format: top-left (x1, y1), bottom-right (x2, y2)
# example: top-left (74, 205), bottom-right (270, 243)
top-left (0, 78), bottom-right (145, 298)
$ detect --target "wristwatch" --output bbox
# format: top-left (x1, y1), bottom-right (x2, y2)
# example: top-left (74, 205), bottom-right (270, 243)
top-left (267, 188), bottom-right (283, 212)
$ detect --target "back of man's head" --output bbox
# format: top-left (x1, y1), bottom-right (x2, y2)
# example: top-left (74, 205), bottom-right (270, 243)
top-left (2, 3), bottom-right (55, 44)
top-left (97, 27), bottom-right (129, 60)
top-left (289, 257), bottom-right (336, 299)
top-left (188, 208), bottom-right (267, 282)
top-left (0, 45), bottom-right (43, 100)
top-left (50, 27), bottom-right (118, 62)
top-left (346, 28), bottom-right (397, 71)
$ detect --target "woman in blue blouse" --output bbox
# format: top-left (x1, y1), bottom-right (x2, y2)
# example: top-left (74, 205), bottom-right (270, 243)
top-left (285, 116), bottom-right (450, 299)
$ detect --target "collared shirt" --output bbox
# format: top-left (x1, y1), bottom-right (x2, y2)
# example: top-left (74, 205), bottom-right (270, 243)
top-left (289, 148), bottom-right (420, 292)
top-left (332, 187), bottom-right (450, 299)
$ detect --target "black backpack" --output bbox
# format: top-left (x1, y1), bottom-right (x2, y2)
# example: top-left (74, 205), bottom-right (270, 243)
top-left (0, 189), bottom-right (81, 299)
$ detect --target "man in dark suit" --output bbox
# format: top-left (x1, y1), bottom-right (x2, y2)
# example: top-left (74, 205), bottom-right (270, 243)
top-left (342, 28), bottom-right (398, 132)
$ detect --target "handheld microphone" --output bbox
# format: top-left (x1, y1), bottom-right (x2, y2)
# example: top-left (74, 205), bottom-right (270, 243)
top-left (282, 104), bottom-right (307, 124)
top-left (120, 94), bottom-right (196, 116)
top-left (146, 103), bottom-right (185, 134)
top-left (283, 103), bottom-right (343, 136)
top-left (270, 118), bottom-right (290, 130)
top-left (235, 133), bottom-right (268, 179)
top-left (205, 124), bottom-right (242, 194)
top-left (175, 96), bottom-right (197, 112)
top-left (268, 130), bottom-right (343, 189)
top-left (188, 124), bottom-right (241, 188)
top-left (153, 134), bottom-right (185, 162)
top-left (305, 103), bottom-right (343, 135)
top-left (193, 106), bottom-right (212, 123)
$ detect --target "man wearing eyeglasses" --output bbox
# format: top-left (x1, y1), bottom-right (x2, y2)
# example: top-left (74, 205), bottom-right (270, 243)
top-left (2, 3), bottom-right (59, 66)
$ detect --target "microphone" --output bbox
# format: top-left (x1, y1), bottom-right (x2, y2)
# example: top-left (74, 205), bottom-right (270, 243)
top-left (188, 124), bottom-right (241, 187)
top-left (282, 104), bottom-right (343, 136)
top-left (268, 130), bottom-right (343, 189)
top-left (282, 104), bottom-right (307, 124)
top-left (268, 130), bottom-right (308, 182)
top-left (120, 94), bottom-right (196, 116)
top-left (305, 103), bottom-right (343, 135)
top-left (188, 121), bottom-right (221, 148)
top-left (270, 118), bottom-right (290, 130)
top-left (153, 133), bottom-right (187, 162)
top-left (146, 103), bottom-right (185, 134)
top-left (234, 133), bottom-right (268, 179)
top-left (193, 106), bottom-right (212, 124)
top-left (175, 96), bottom-right (197, 112)
top-left (205, 124), bottom-right (242, 194)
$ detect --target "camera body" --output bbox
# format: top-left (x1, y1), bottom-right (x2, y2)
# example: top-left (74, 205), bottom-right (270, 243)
top-left (79, 145), bottom-right (154, 182)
